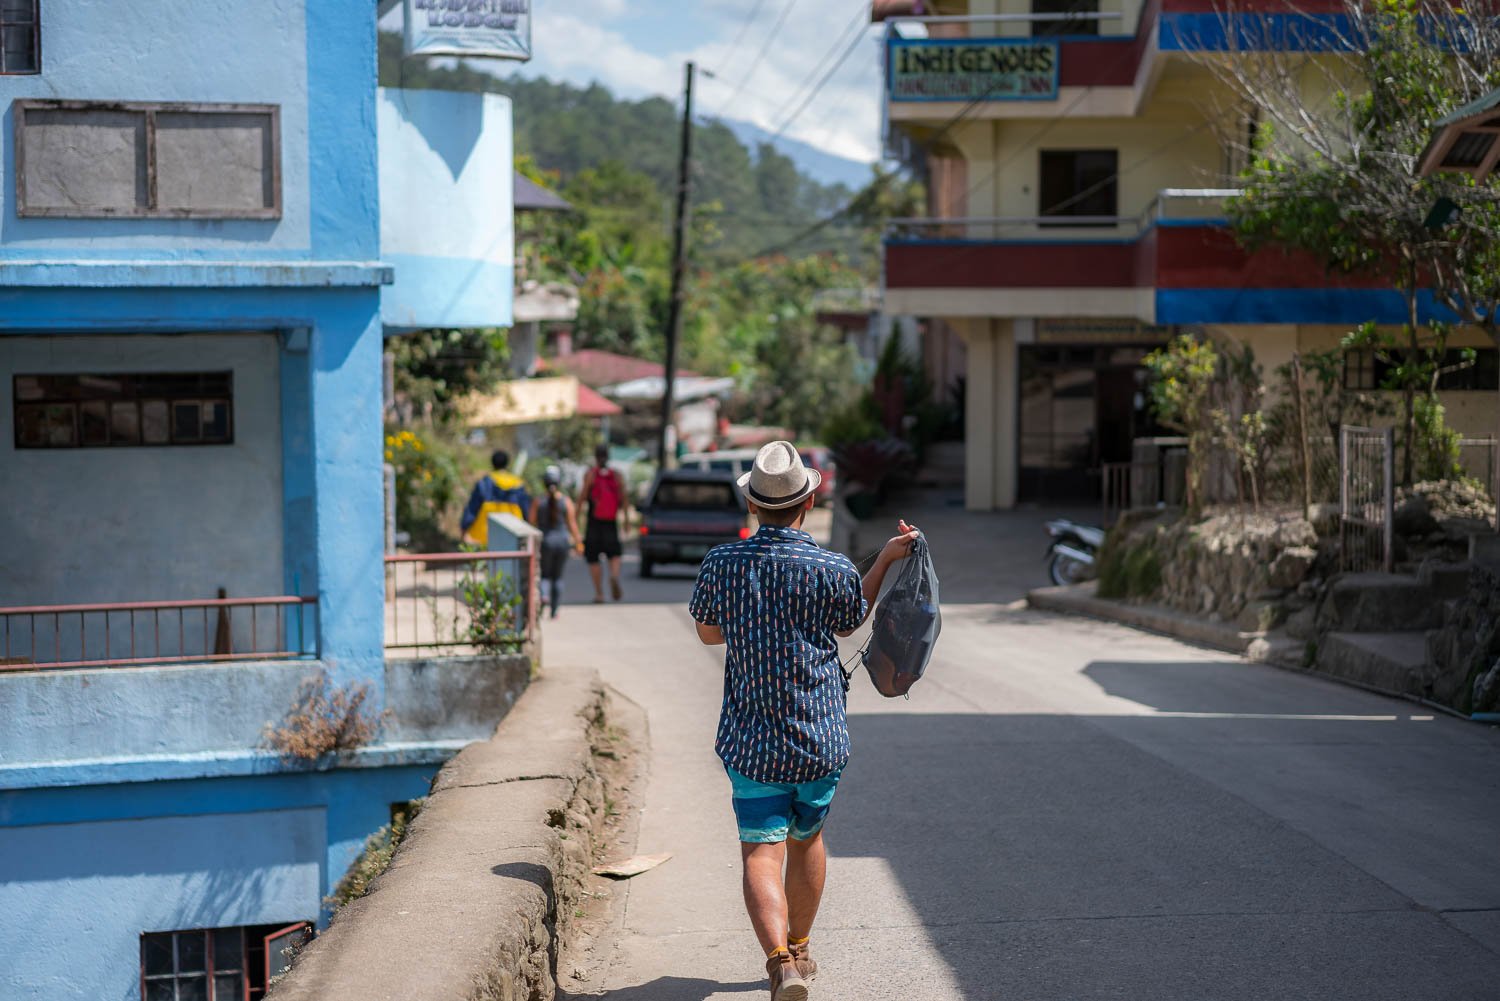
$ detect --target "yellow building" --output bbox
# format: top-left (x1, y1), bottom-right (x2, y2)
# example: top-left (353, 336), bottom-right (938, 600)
top-left (877, 0), bottom-right (1499, 509)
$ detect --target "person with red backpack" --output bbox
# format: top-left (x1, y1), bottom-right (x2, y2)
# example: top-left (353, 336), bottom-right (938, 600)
top-left (578, 443), bottom-right (629, 603)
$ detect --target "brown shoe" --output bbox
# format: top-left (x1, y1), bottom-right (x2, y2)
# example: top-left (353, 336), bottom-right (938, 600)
top-left (788, 941), bottom-right (818, 982)
top-left (766, 952), bottom-right (808, 1001)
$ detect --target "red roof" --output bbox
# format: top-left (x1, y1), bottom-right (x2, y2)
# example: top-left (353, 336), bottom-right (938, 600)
top-left (546, 349), bottom-right (697, 388)
top-left (576, 381), bottom-right (623, 418)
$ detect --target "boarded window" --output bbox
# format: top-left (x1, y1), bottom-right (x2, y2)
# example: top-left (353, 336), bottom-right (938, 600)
top-left (0, 0), bottom-right (39, 74)
top-left (13, 371), bottom-right (234, 449)
top-left (15, 100), bottom-right (280, 218)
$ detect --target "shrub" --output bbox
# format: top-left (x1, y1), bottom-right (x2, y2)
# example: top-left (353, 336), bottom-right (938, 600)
top-left (458, 564), bottom-right (525, 653)
top-left (386, 427), bottom-right (464, 547)
top-left (1096, 535), bottom-right (1162, 601)
top-left (1411, 394), bottom-right (1463, 483)
top-left (263, 672), bottom-right (387, 761)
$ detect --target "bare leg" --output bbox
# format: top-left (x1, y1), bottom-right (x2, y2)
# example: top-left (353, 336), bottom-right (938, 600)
top-left (784, 832), bottom-right (827, 940)
top-left (608, 555), bottom-right (624, 599)
top-left (741, 841), bottom-right (789, 956)
top-left (588, 561), bottom-right (604, 601)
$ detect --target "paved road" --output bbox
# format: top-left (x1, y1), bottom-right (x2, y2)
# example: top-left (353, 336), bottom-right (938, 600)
top-left (544, 504), bottom-right (1500, 1000)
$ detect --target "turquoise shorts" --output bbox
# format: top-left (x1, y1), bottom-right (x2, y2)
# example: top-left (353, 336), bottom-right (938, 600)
top-left (726, 765), bottom-right (843, 844)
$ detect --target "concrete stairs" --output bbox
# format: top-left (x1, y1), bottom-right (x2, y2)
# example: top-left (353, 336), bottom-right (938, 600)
top-left (1313, 563), bottom-right (1471, 697)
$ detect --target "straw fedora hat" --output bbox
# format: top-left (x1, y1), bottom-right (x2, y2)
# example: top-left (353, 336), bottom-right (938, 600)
top-left (737, 440), bottom-right (822, 510)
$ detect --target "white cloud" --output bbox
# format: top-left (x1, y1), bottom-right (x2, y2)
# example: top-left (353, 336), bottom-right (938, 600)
top-left (389, 0), bottom-right (885, 165)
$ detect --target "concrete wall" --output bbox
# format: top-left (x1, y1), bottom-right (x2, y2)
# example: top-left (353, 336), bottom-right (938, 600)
top-left (1, 0), bottom-right (379, 264)
top-left (0, 0), bottom-right (311, 258)
top-left (378, 87), bottom-right (514, 330)
top-left (0, 763), bottom-right (440, 1001)
top-left (0, 333), bottom-right (284, 608)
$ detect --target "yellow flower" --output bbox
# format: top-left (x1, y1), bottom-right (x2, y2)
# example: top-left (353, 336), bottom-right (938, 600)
top-left (385, 435), bottom-right (396, 446)
top-left (423, 471), bottom-right (432, 482)
top-left (413, 441), bottom-right (423, 452)
top-left (385, 450), bottom-right (394, 460)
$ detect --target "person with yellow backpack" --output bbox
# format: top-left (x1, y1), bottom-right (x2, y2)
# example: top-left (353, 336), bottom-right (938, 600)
top-left (459, 450), bottom-right (532, 549)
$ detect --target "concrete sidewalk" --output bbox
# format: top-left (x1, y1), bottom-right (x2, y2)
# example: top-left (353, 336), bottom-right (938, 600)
top-left (544, 502), bottom-right (1500, 1001)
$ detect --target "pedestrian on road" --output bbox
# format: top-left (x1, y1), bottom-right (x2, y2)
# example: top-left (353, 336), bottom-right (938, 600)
top-left (689, 440), bottom-right (918, 1001)
top-left (459, 450), bottom-right (530, 549)
top-left (529, 465), bottom-right (583, 619)
top-left (578, 443), bottom-right (628, 603)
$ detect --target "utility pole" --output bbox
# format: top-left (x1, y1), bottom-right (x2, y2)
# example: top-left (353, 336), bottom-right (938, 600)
top-left (658, 60), bottom-right (694, 469)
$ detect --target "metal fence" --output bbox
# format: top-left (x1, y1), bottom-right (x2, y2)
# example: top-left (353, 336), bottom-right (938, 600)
top-left (384, 544), bottom-right (539, 656)
top-left (0, 594), bottom-right (318, 672)
top-left (1458, 436), bottom-right (1499, 501)
top-left (1340, 426), bottom-right (1395, 573)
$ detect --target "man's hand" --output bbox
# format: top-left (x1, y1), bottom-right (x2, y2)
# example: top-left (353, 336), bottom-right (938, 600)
top-left (878, 520), bottom-right (920, 567)
top-left (843, 519), bottom-right (921, 634)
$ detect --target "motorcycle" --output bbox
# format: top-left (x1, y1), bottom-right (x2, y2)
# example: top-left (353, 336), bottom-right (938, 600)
top-left (1044, 519), bottom-right (1105, 586)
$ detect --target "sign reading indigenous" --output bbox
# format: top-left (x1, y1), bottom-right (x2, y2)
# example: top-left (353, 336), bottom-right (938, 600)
top-left (888, 38), bottom-right (1059, 102)
top-left (404, 0), bottom-right (532, 61)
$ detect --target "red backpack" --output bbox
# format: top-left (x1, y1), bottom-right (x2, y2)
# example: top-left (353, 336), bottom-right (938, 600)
top-left (588, 467), bottom-right (623, 521)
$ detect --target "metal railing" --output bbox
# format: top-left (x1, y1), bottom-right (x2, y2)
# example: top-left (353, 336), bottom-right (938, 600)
top-left (882, 11), bottom-right (1130, 37)
top-left (384, 543), bottom-right (539, 657)
top-left (0, 594), bottom-right (318, 672)
top-left (1458, 436), bottom-right (1499, 503)
top-left (886, 189), bottom-right (1243, 242)
top-left (1340, 426), bottom-right (1395, 574)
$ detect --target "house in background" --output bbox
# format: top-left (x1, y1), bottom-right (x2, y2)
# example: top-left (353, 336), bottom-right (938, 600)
top-left (0, 3), bottom-right (516, 998)
top-left (876, 0), bottom-right (1500, 510)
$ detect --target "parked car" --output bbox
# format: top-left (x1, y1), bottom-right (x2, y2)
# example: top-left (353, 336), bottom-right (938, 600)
top-left (679, 446), bottom-right (836, 505)
top-left (637, 469), bottom-right (750, 577)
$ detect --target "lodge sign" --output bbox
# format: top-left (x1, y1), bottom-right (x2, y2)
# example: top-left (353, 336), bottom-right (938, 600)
top-left (404, 0), bottom-right (532, 61)
top-left (888, 38), bottom-right (1059, 102)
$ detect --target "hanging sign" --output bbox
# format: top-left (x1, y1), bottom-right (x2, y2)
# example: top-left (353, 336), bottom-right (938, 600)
top-left (888, 38), bottom-right (1058, 102)
top-left (404, 0), bottom-right (532, 61)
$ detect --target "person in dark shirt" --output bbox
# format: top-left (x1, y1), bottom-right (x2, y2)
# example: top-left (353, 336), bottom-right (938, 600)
top-left (690, 440), bottom-right (917, 1001)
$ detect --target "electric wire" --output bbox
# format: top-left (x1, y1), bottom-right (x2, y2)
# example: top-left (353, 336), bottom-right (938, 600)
top-left (717, 0), bottom-right (803, 116)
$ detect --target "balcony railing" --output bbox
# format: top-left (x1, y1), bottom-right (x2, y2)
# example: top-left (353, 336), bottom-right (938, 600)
top-left (885, 188), bottom-right (1241, 242)
top-left (384, 544), bottom-right (540, 658)
top-left (0, 594), bottom-right (318, 672)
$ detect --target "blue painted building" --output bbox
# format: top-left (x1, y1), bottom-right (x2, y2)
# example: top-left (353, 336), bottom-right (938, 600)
top-left (0, 3), bottom-right (515, 998)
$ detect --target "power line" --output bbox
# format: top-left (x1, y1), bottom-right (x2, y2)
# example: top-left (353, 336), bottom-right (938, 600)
top-left (717, 0), bottom-right (802, 115)
top-left (717, 0), bottom-right (771, 78)
top-left (767, 16), bottom-right (874, 144)
top-left (761, 1), bottom-right (869, 137)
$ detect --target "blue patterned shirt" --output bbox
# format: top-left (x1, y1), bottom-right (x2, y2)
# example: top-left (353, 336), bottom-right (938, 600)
top-left (689, 526), bottom-right (867, 784)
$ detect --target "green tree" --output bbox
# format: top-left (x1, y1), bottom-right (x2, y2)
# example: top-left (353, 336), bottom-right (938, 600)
top-left (1205, 0), bottom-right (1500, 483)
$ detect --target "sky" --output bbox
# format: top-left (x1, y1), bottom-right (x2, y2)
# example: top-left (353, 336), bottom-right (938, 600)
top-left (380, 0), bottom-right (886, 164)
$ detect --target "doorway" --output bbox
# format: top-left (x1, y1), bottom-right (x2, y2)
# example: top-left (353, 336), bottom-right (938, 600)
top-left (1018, 344), bottom-right (1163, 501)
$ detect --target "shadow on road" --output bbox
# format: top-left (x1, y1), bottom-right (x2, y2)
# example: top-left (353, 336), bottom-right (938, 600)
top-left (831, 706), bottom-right (1500, 1000)
top-left (560, 977), bottom-right (761, 1000)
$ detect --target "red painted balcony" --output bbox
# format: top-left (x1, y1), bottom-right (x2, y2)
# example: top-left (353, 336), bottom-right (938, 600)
top-left (883, 190), bottom-right (1407, 326)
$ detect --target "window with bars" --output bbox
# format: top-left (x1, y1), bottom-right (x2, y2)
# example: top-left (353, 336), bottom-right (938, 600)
top-left (141, 924), bottom-right (310, 1001)
top-left (1342, 348), bottom-right (1499, 392)
top-left (0, 0), bottom-right (39, 74)
top-left (12, 372), bottom-right (234, 449)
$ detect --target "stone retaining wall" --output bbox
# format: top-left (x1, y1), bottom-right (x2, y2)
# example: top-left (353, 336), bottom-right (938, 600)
top-left (268, 668), bottom-right (607, 1001)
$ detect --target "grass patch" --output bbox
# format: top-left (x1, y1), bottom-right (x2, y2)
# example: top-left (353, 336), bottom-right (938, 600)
top-left (326, 798), bottom-right (424, 911)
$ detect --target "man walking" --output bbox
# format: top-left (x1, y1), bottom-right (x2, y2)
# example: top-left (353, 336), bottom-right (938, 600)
top-left (578, 443), bottom-right (628, 603)
top-left (689, 441), bottom-right (917, 1000)
top-left (459, 450), bottom-right (530, 548)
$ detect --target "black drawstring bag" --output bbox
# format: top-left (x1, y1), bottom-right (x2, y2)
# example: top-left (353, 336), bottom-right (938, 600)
top-left (855, 536), bottom-right (941, 698)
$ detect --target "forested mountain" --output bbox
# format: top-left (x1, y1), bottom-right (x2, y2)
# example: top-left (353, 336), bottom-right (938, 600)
top-left (378, 32), bottom-right (858, 261)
